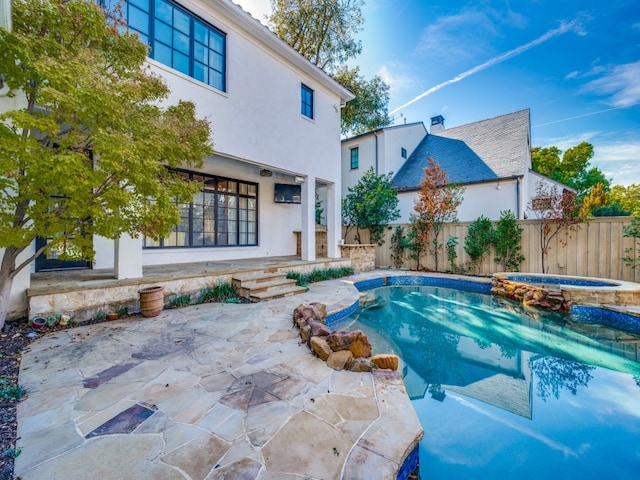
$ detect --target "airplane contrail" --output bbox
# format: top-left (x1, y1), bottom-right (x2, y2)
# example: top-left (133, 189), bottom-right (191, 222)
top-left (390, 19), bottom-right (583, 115)
top-left (532, 106), bottom-right (627, 127)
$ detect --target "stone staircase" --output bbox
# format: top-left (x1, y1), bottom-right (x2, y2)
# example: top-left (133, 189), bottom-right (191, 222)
top-left (232, 270), bottom-right (306, 302)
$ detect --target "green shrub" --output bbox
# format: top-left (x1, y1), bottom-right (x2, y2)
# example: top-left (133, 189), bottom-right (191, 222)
top-left (197, 281), bottom-right (237, 303)
top-left (167, 293), bottom-right (192, 309)
top-left (287, 267), bottom-right (354, 287)
top-left (464, 216), bottom-right (494, 275)
top-left (446, 235), bottom-right (459, 272)
top-left (0, 378), bottom-right (25, 401)
top-left (493, 210), bottom-right (525, 271)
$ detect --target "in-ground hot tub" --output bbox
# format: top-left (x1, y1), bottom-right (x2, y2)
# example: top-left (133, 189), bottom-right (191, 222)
top-left (492, 272), bottom-right (640, 309)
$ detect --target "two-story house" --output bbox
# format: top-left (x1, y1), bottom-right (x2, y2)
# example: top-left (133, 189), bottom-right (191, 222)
top-left (1, 0), bottom-right (353, 318)
top-left (342, 109), bottom-right (564, 223)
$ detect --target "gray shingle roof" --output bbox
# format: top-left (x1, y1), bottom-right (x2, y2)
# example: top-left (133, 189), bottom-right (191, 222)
top-left (393, 109), bottom-right (530, 190)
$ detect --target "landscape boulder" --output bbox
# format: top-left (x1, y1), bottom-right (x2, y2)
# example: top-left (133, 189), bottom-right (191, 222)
top-left (369, 354), bottom-right (399, 371)
top-left (327, 350), bottom-right (354, 371)
top-left (327, 330), bottom-right (372, 358)
top-left (310, 336), bottom-right (332, 361)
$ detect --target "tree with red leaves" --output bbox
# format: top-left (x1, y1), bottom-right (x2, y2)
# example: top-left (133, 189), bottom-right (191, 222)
top-left (411, 158), bottom-right (464, 271)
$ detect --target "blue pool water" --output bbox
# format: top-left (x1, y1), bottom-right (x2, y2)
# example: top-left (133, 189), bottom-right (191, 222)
top-left (333, 284), bottom-right (640, 479)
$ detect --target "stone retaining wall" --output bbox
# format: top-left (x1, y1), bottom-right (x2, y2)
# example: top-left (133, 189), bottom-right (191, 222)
top-left (339, 244), bottom-right (375, 273)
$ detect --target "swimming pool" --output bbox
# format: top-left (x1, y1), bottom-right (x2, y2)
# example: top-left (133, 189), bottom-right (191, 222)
top-left (332, 282), bottom-right (640, 479)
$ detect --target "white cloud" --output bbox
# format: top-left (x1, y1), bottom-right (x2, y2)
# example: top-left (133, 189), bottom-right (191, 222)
top-left (580, 61), bottom-right (640, 107)
top-left (414, 8), bottom-right (500, 61)
top-left (377, 64), bottom-right (418, 92)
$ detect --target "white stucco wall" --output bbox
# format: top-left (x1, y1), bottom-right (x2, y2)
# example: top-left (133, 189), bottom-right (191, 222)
top-left (341, 123), bottom-right (427, 197)
top-left (0, 0), bottom-right (10, 31)
top-left (1, 0), bottom-right (350, 317)
top-left (341, 135), bottom-right (378, 197)
top-left (397, 178), bottom-right (522, 223)
top-left (379, 123), bottom-right (426, 177)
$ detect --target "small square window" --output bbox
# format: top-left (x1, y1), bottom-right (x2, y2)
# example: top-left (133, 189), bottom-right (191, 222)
top-left (350, 147), bottom-right (359, 170)
top-left (301, 84), bottom-right (314, 119)
top-left (401, 147), bottom-right (407, 159)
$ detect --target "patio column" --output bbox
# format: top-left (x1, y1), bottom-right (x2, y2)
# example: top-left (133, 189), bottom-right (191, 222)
top-left (114, 233), bottom-right (143, 279)
top-left (326, 182), bottom-right (340, 259)
top-left (0, 0), bottom-right (11, 32)
top-left (300, 175), bottom-right (316, 261)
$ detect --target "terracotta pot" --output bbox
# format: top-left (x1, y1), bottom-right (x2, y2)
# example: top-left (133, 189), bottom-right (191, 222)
top-left (31, 317), bottom-right (46, 330)
top-left (138, 286), bottom-right (165, 317)
top-left (107, 313), bottom-right (119, 320)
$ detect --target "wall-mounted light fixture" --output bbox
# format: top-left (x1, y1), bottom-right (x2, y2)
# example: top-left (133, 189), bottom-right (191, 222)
top-left (294, 176), bottom-right (305, 184)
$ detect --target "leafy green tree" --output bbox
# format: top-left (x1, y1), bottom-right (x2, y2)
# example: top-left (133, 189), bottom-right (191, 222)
top-left (531, 142), bottom-right (609, 198)
top-left (333, 65), bottom-right (391, 136)
top-left (0, 0), bottom-right (212, 328)
top-left (609, 184), bottom-right (640, 216)
top-left (493, 210), bottom-right (525, 271)
top-left (464, 216), bottom-right (494, 275)
top-left (342, 167), bottom-right (399, 244)
top-left (268, 0), bottom-right (391, 136)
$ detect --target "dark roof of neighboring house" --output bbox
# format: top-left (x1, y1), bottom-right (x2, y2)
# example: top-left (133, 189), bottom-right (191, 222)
top-left (393, 109), bottom-right (530, 190)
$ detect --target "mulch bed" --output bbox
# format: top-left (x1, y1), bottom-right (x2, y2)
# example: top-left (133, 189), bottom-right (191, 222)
top-left (0, 321), bottom-right (34, 480)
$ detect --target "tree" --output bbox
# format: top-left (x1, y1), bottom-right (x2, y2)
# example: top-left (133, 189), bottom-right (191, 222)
top-left (531, 142), bottom-right (609, 198)
top-left (609, 184), bottom-right (640, 216)
top-left (579, 183), bottom-right (608, 217)
top-left (0, 0), bottom-right (212, 328)
top-left (464, 216), bottom-right (494, 275)
top-left (342, 167), bottom-right (399, 244)
top-left (332, 65), bottom-right (391, 136)
top-left (528, 181), bottom-right (583, 274)
top-left (268, 0), bottom-right (391, 136)
top-left (493, 210), bottom-right (525, 271)
top-left (412, 157), bottom-right (464, 271)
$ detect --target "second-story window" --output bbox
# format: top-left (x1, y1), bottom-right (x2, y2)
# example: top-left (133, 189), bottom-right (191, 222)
top-left (401, 147), bottom-right (407, 159)
top-left (350, 147), bottom-right (359, 170)
top-left (301, 84), bottom-right (314, 119)
top-left (123, 0), bottom-right (226, 91)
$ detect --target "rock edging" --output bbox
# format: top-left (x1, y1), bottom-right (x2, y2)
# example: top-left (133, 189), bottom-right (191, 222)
top-left (293, 302), bottom-right (399, 372)
top-left (491, 277), bottom-right (570, 311)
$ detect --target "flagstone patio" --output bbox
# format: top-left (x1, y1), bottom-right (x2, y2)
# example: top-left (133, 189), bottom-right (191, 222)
top-left (15, 274), bottom-right (423, 479)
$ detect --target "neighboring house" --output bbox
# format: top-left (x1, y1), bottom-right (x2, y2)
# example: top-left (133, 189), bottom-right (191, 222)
top-left (342, 109), bottom-right (567, 223)
top-left (1, 0), bottom-right (353, 318)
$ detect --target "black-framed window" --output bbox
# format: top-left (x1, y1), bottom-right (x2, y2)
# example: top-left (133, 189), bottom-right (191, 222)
top-left (144, 171), bottom-right (258, 248)
top-left (401, 147), bottom-right (407, 159)
top-left (350, 147), bottom-right (359, 170)
top-left (301, 84), bottom-right (314, 119)
top-left (121, 0), bottom-right (226, 91)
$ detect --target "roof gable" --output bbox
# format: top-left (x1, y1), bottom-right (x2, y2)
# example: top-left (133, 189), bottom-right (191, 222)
top-left (393, 109), bottom-right (530, 189)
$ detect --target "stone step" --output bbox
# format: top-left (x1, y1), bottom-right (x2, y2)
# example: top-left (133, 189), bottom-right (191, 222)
top-left (232, 271), bottom-right (288, 287)
top-left (249, 285), bottom-right (308, 302)
top-left (235, 277), bottom-right (299, 298)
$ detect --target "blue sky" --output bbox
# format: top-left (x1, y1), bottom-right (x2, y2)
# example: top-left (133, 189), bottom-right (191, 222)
top-left (236, 0), bottom-right (640, 186)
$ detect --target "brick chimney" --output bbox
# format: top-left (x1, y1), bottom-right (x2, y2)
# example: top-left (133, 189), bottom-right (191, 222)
top-left (430, 115), bottom-right (445, 133)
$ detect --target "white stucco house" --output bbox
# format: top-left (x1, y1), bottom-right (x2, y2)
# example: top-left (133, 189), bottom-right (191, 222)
top-left (341, 109), bottom-right (566, 223)
top-left (1, 0), bottom-right (353, 318)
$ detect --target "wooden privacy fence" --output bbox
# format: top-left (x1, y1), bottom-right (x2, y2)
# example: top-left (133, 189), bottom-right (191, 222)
top-left (342, 217), bottom-right (639, 282)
